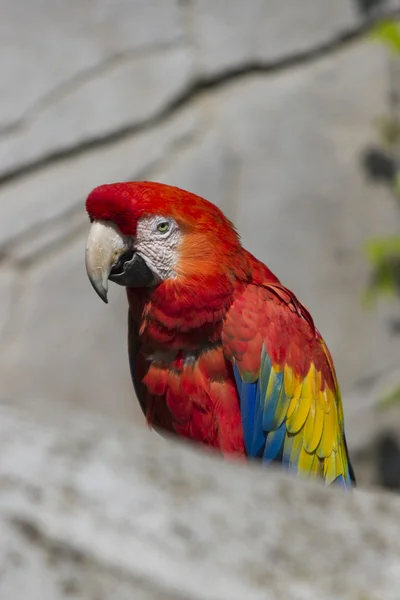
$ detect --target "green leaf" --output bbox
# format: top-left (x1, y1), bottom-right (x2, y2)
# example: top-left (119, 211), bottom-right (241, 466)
top-left (364, 236), bottom-right (400, 304)
top-left (370, 20), bottom-right (400, 54)
top-left (365, 236), bottom-right (400, 265)
top-left (394, 173), bottom-right (400, 196)
top-left (363, 271), bottom-right (397, 307)
top-left (378, 385), bottom-right (400, 410)
top-left (375, 116), bottom-right (400, 148)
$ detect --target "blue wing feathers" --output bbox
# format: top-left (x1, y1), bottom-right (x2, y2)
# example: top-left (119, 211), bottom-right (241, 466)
top-left (233, 363), bottom-right (265, 456)
top-left (263, 421), bottom-right (286, 462)
top-left (251, 383), bottom-right (266, 457)
top-left (262, 370), bottom-right (284, 430)
top-left (239, 383), bottom-right (256, 451)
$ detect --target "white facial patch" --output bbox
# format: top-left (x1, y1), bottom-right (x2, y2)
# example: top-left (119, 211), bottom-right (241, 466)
top-left (135, 215), bottom-right (182, 281)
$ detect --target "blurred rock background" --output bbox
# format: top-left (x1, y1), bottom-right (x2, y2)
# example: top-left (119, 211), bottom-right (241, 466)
top-left (1, 0), bottom-right (400, 490)
top-left (3, 2), bottom-right (400, 598)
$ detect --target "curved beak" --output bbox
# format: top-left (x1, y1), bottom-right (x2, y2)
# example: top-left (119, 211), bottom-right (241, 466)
top-left (85, 220), bottom-right (129, 303)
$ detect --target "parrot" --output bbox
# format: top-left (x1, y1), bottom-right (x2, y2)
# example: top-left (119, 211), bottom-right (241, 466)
top-left (85, 181), bottom-right (355, 487)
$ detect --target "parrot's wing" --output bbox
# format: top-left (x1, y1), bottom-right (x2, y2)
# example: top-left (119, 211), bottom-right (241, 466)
top-left (222, 283), bottom-right (355, 487)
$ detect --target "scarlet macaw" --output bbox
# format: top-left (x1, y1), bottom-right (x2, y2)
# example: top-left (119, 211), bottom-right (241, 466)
top-left (85, 181), bottom-right (355, 487)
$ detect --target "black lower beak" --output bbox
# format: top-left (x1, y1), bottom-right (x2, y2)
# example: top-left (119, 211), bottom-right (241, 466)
top-left (109, 251), bottom-right (156, 288)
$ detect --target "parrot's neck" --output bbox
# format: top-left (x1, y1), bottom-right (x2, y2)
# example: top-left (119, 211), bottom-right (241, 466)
top-left (127, 249), bottom-right (281, 351)
top-left (127, 274), bottom-right (245, 351)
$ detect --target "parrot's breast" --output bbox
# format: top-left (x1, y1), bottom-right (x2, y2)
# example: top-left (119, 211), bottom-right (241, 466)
top-left (138, 345), bottom-right (246, 456)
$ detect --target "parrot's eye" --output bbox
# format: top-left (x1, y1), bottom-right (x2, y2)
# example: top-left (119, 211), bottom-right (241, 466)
top-left (156, 221), bottom-right (170, 233)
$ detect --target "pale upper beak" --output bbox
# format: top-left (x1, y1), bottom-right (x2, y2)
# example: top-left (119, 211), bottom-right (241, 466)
top-left (85, 220), bottom-right (130, 303)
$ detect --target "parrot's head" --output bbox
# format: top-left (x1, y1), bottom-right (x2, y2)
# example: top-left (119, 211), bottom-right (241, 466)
top-left (85, 181), bottom-right (243, 303)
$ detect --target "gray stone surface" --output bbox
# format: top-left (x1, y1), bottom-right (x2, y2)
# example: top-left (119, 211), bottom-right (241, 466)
top-left (345, 366), bottom-right (400, 486)
top-left (0, 46), bottom-right (194, 176)
top-left (191, 0), bottom-right (358, 76)
top-left (0, 267), bottom-right (18, 340)
top-left (1, 399), bottom-right (400, 600)
top-left (1, 1), bottom-right (400, 487)
top-left (0, 0), bottom-right (388, 177)
top-left (0, 0), bottom-right (183, 130)
top-left (0, 236), bottom-right (140, 419)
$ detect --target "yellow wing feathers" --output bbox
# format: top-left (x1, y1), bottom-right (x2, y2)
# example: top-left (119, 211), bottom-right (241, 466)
top-left (266, 358), bottom-right (351, 485)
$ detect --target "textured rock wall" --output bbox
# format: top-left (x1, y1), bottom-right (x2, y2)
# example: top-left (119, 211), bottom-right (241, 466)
top-left (1, 0), bottom-right (400, 430)
top-left (1, 399), bottom-right (400, 600)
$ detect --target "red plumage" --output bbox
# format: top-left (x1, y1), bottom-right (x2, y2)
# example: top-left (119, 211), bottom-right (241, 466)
top-left (86, 181), bottom-right (353, 484)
